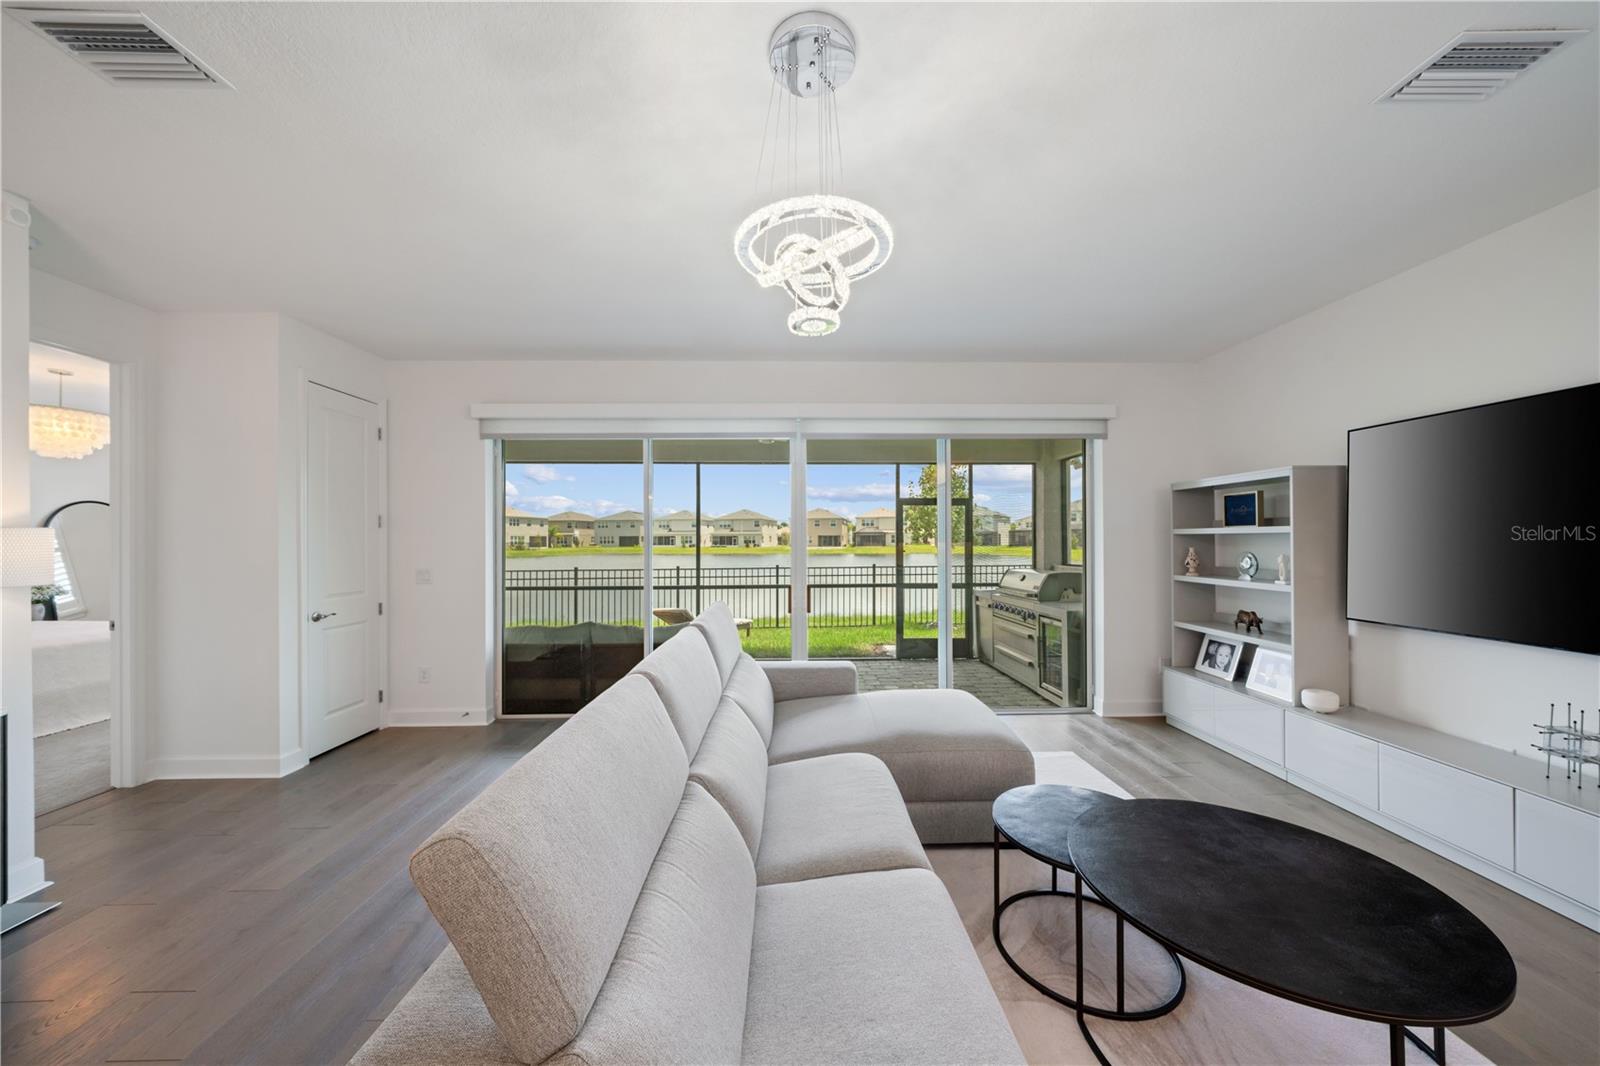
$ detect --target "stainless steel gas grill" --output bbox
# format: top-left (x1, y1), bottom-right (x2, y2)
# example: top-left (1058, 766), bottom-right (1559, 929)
top-left (975, 569), bottom-right (1083, 706)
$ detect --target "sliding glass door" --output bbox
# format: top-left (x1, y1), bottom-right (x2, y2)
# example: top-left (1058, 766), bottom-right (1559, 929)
top-left (649, 439), bottom-right (791, 657)
top-left (500, 440), bottom-right (644, 715)
top-left (497, 431), bottom-right (1094, 715)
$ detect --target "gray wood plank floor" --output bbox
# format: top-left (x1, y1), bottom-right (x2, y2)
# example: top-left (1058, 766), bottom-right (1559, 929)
top-left (4, 714), bottom-right (1595, 1065)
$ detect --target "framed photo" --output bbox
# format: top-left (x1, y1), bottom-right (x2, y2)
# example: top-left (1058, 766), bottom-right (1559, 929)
top-left (1222, 489), bottom-right (1263, 527)
top-left (1194, 635), bottom-right (1243, 681)
top-left (1246, 648), bottom-right (1295, 702)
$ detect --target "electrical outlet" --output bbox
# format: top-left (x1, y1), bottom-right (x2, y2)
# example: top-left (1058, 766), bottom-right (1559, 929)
top-left (415, 568), bottom-right (433, 585)
top-left (418, 666), bottom-right (432, 684)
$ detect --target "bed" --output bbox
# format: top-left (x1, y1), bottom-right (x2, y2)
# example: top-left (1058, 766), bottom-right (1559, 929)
top-left (32, 619), bottom-right (111, 737)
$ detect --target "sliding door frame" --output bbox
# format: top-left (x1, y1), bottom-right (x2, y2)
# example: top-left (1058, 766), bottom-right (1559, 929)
top-left (486, 408), bottom-right (1112, 717)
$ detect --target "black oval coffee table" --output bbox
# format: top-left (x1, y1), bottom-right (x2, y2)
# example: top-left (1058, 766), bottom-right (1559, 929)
top-left (992, 784), bottom-right (1186, 1020)
top-left (1068, 800), bottom-right (1518, 1066)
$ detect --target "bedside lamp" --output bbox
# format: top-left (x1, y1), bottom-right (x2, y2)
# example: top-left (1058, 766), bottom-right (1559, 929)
top-left (0, 527), bottom-right (55, 587)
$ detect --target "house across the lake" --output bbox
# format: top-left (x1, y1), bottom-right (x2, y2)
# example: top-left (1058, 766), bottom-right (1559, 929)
top-left (504, 508), bottom-right (548, 549)
top-left (806, 508), bottom-right (853, 548)
top-left (712, 509), bottom-right (781, 547)
top-left (546, 511), bottom-right (597, 547)
top-left (854, 507), bottom-right (896, 546)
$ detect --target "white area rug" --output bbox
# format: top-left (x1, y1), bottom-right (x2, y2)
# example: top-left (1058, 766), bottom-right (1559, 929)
top-left (1033, 751), bottom-right (1132, 798)
top-left (932, 751), bottom-right (1493, 1064)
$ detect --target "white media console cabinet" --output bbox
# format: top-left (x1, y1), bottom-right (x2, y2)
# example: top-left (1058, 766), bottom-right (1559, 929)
top-left (1165, 467), bottom-right (1599, 930)
top-left (1162, 666), bottom-right (1600, 930)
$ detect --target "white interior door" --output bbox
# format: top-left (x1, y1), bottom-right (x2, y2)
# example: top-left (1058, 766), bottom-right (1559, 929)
top-left (305, 383), bottom-right (381, 758)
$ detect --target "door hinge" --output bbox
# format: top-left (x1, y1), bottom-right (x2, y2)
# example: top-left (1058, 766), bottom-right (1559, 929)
top-left (377, 514), bottom-right (383, 529)
top-left (377, 426), bottom-right (383, 441)
top-left (378, 689), bottom-right (384, 703)
top-left (109, 620), bottom-right (116, 631)
top-left (378, 601), bottom-right (384, 616)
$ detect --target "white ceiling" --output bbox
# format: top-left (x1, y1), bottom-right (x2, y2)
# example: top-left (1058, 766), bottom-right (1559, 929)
top-left (4, 2), bottom-right (1596, 362)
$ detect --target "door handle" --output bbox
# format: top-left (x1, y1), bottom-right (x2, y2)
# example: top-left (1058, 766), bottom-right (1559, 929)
top-left (310, 611), bottom-right (338, 623)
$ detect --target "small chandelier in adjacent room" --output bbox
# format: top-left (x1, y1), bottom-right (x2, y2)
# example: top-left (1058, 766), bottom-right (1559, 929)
top-left (734, 11), bottom-right (892, 337)
top-left (30, 369), bottom-right (110, 460)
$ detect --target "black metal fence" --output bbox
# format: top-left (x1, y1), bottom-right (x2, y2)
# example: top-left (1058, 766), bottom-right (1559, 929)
top-left (503, 563), bottom-right (1017, 628)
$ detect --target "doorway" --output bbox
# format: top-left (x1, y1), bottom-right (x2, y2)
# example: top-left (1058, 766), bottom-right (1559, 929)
top-left (28, 345), bottom-right (114, 813)
top-left (895, 493), bottom-right (972, 660)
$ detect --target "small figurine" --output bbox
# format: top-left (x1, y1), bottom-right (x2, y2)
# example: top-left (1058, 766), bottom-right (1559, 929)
top-left (1275, 553), bottom-right (1289, 585)
top-left (1234, 609), bottom-right (1263, 635)
top-left (1182, 547), bottom-right (1201, 576)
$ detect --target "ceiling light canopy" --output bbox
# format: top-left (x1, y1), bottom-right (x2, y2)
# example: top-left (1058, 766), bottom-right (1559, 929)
top-left (30, 369), bottom-right (109, 460)
top-left (734, 11), bottom-right (891, 338)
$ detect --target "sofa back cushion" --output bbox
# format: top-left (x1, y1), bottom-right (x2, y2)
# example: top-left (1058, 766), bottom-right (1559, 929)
top-left (689, 602), bottom-right (742, 685)
top-left (408, 675), bottom-right (687, 1065)
top-left (723, 653), bottom-right (776, 747)
top-left (687, 696), bottom-right (770, 856)
top-left (550, 783), bottom-right (756, 1065)
top-left (629, 626), bottom-right (724, 758)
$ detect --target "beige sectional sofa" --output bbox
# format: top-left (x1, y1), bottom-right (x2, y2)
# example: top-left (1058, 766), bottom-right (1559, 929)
top-left (353, 604), bottom-right (1033, 1065)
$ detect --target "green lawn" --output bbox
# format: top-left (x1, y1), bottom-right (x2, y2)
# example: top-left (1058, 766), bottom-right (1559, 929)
top-left (505, 615), bottom-right (966, 659)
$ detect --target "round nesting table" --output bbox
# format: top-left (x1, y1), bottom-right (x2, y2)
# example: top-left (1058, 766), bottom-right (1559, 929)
top-left (1067, 800), bottom-right (1518, 1066)
top-left (991, 785), bottom-right (1186, 1020)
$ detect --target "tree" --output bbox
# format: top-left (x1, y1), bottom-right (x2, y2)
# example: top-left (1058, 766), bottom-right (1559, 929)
top-left (903, 464), bottom-right (970, 545)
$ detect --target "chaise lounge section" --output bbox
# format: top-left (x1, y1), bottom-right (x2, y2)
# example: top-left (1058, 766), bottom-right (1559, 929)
top-left (353, 604), bottom-right (1032, 1065)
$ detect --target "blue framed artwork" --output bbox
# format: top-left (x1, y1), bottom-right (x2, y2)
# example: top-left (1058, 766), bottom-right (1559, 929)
top-left (1223, 489), bottom-right (1263, 527)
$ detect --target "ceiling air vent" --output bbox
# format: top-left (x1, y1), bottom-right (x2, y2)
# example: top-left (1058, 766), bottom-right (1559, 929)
top-left (1381, 29), bottom-right (1587, 102)
top-left (7, 8), bottom-right (228, 86)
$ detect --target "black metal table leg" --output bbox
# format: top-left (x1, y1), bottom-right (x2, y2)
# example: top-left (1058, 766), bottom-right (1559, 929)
top-left (1075, 869), bottom-right (1112, 1066)
top-left (1116, 915), bottom-right (1124, 1014)
top-left (993, 827), bottom-right (1185, 1022)
top-left (1402, 1024), bottom-right (1447, 1064)
top-left (1389, 1024), bottom-right (1405, 1066)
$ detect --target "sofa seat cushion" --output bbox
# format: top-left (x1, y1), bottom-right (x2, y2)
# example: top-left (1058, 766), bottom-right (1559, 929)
top-left (742, 868), bottom-right (1026, 1065)
top-left (350, 947), bottom-right (518, 1066)
top-left (756, 754), bottom-right (928, 886)
top-left (767, 689), bottom-right (1034, 804)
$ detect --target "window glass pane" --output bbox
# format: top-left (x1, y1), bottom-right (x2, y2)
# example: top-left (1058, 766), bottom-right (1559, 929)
top-left (650, 440), bottom-right (791, 658)
top-left (806, 441), bottom-right (938, 692)
top-left (958, 439), bottom-right (1092, 710)
top-left (502, 441), bottom-right (644, 715)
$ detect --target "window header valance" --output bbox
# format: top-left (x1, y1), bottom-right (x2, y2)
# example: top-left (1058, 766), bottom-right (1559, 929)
top-left (472, 403), bottom-right (1114, 441)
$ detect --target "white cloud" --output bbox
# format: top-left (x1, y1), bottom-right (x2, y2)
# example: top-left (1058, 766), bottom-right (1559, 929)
top-left (518, 463), bottom-right (572, 483)
top-left (524, 495), bottom-right (639, 516)
top-left (808, 482), bottom-right (894, 503)
top-left (976, 464), bottom-right (1033, 484)
top-left (504, 481), bottom-right (519, 498)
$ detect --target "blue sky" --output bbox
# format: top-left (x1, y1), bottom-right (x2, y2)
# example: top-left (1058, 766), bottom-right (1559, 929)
top-left (506, 461), bottom-right (1065, 521)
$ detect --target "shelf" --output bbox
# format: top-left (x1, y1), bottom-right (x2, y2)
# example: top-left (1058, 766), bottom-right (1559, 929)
top-left (1173, 574), bottom-right (1291, 592)
top-left (1174, 616), bottom-right (1292, 653)
top-left (1164, 665), bottom-right (1295, 708)
top-left (1170, 467), bottom-right (1293, 492)
top-left (1172, 525), bottom-right (1291, 536)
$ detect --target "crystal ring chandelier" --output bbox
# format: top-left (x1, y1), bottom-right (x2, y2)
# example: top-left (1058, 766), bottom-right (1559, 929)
top-left (30, 368), bottom-right (110, 460)
top-left (733, 12), bottom-right (892, 337)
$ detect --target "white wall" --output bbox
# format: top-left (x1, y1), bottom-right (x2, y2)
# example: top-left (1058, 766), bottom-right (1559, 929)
top-left (1200, 190), bottom-right (1600, 754)
top-left (3, 195), bottom-right (44, 898)
top-left (384, 359), bottom-right (1204, 719)
top-left (28, 270), bottom-right (388, 779)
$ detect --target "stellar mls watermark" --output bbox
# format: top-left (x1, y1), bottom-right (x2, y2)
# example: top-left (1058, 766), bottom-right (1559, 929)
top-left (1509, 524), bottom-right (1597, 542)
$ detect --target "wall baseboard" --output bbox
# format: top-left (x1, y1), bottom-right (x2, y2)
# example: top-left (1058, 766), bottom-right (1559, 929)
top-left (1100, 697), bottom-right (1162, 718)
top-left (5, 857), bottom-right (47, 903)
top-left (144, 753), bottom-right (304, 779)
top-left (385, 707), bottom-right (491, 727)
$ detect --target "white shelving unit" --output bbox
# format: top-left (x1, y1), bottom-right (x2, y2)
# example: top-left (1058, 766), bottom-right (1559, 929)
top-left (1161, 465), bottom-right (1599, 930)
top-left (1168, 465), bottom-right (1347, 703)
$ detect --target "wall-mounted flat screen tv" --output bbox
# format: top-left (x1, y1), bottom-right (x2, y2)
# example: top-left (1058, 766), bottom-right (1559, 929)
top-left (1347, 384), bottom-right (1598, 655)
